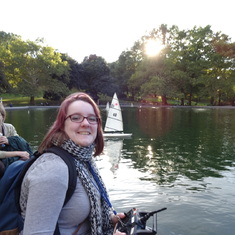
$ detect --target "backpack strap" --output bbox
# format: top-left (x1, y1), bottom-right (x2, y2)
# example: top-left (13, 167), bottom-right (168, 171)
top-left (15, 146), bottom-right (77, 235)
top-left (45, 146), bottom-right (77, 205)
top-left (45, 147), bottom-right (77, 235)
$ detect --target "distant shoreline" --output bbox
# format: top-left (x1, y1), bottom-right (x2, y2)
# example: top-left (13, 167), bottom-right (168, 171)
top-left (5, 104), bottom-right (235, 110)
top-left (5, 105), bottom-right (59, 110)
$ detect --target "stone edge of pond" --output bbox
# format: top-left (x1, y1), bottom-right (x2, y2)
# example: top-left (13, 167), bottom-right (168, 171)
top-left (4, 104), bottom-right (235, 110)
top-left (5, 106), bottom-right (59, 110)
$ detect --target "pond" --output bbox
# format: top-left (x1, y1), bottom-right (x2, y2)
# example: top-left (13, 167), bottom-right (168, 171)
top-left (5, 105), bottom-right (235, 235)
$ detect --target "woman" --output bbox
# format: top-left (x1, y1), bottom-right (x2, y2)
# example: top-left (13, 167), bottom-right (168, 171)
top-left (0, 103), bottom-right (31, 176)
top-left (20, 92), bottom-right (126, 235)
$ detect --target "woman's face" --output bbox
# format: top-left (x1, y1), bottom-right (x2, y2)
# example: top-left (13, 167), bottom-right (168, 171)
top-left (64, 100), bottom-right (98, 146)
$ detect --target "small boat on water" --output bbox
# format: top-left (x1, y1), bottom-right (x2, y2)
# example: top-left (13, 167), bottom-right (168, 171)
top-left (103, 93), bottom-right (132, 138)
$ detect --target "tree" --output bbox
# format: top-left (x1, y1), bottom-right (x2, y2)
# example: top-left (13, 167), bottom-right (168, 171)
top-left (0, 32), bottom-right (70, 104)
top-left (80, 55), bottom-right (116, 100)
top-left (62, 54), bottom-right (85, 90)
top-left (213, 41), bottom-right (235, 58)
top-left (128, 53), bottom-right (175, 104)
top-left (0, 31), bottom-right (22, 91)
top-left (208, 39), bottom-right (235, 105)
top-left (123, 24), bottom-right (235, 105)
top-left (0, 61), bottom-right (11, 93)
top-left (18, 43), bottom-right (70, 104)
top-left (166, 25), bottom-right (235, 105)
top-left (127, 24), bottom-right (174, 104)
top-left (109, 50), bottom-right (137, 98)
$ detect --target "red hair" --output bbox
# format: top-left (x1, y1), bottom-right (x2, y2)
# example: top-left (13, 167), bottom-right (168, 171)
top-left (38, 92), bottom-right (104, 156)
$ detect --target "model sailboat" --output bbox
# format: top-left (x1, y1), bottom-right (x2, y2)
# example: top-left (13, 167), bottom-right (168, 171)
top-left (103, 93), bottom-right (132, 138)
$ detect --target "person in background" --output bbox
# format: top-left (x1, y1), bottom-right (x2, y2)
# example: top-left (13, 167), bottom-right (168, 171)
top-left (20, 92), bottom-right (125, 235)
top-left (0, 103), bottom-right (31, 177)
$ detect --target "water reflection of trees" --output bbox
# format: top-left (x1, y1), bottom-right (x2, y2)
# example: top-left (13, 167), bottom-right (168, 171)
top-left (137, 107), bottom-right (174, 138)
top-left (124, 108), bottom-right (235, 185)
top-left (6, 107), bottom-right (235, 187)
top-left (6, 108), bottom-right (57, 151)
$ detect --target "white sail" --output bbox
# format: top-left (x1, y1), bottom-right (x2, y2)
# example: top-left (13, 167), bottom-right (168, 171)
top-left (103, 93), bottom-right (132, 138)
top-left (104, 93), bottom-right (123, 132)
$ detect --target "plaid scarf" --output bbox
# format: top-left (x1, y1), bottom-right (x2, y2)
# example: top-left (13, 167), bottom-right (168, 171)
top-left (61, 139), bottom-right (114, 235)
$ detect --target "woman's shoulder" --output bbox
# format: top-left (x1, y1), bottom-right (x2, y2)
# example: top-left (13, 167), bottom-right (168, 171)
top-left (3, 123), bottom-right (18, 136)
top-left (3, 123), bottom-right (15, 128)
top-left (27, 152), bottom-right (69, 180)
top-left (35, 152), bottom-right (68, 168)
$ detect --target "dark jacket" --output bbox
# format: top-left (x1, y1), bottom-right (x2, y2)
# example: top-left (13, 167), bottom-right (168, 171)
top-left (0, 136), bottom-right (33, 168)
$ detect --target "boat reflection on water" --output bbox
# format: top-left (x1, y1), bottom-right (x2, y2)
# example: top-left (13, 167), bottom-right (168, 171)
top-left (103, 139), bottom-right (123, 174)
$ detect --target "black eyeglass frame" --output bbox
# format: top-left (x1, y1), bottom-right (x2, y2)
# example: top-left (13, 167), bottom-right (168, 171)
top-left (65, 113), bottom-right (100, 125)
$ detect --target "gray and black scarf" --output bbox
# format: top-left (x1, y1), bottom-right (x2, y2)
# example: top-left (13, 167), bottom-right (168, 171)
top-left (61, 139), bottom-right (114, 235)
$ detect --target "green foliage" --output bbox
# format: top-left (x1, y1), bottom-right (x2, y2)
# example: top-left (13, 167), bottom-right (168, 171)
top-left (61, 54), bottom-right (84, 90)
top-left (42, 79), bottom-right (70, 101)
top-left (0, 31), bottom-right (70, 104)
top-left (1, 25), bottom-right (235, 106)
top-left (109, 50), bottom-right (139, 98)
top-left (0, 61), bottom-right (10, 93)
top-left (119, 24), bottom-right (235, 105)
top-left (80, 55), bottom-right (117, 99)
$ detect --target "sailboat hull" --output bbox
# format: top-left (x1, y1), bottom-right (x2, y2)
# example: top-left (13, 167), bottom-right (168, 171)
top-left (103, 133), bottom-right (132, 138)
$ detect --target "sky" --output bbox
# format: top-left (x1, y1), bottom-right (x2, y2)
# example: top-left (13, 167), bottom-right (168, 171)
top-left (1, 0), bottom-right (234, 63)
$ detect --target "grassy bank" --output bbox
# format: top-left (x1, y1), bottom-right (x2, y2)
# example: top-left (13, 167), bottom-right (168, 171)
top-left (0, 94), bottom-right (60, 107)
top-left (1, 94), bottom-right (228, 107)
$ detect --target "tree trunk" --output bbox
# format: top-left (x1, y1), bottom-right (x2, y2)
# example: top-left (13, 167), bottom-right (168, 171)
top-left (180, 98), bottom-right (184, 106)
top-left (30, 96), bottom-right (35, 105)
top-left (231, 99), bottom-right (235, 106)
top-left (188, 94), bottom-right (192, 106)
top-left (218, 90), bottom-right (221, 106)
top-left (161, 95), bottom-right (168, 105)
top-left (210, 96), bottom-right (215, 105)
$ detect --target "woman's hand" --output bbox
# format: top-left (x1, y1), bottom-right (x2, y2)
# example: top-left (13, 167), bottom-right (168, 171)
top-left (112, 213), bottom-right (126, 235)
top-left (0, 135), bottom-right (9, 145)
top-left (114, 231), bottom-right (126, 235)
top-left (1, 151), bottom-right (30, 160)
top-left (17, 151), bottom-right (30, 160)
top-left (111, 212), bottom-right (125, 225)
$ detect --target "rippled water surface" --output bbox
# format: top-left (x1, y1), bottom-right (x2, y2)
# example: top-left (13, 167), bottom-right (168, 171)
top-left (6, 106), bottom-right (235, 235)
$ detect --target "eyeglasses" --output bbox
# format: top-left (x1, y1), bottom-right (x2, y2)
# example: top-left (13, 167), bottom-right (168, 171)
top-left (66, 113), bottom-right (99, 124)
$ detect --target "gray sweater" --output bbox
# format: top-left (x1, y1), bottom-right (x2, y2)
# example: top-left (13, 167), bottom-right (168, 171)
top-left (20, 152), bottom-right (91, 235)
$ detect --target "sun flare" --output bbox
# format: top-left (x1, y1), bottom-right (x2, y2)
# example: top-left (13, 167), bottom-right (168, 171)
top-left (145, 39), bottom-right (164, 57)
